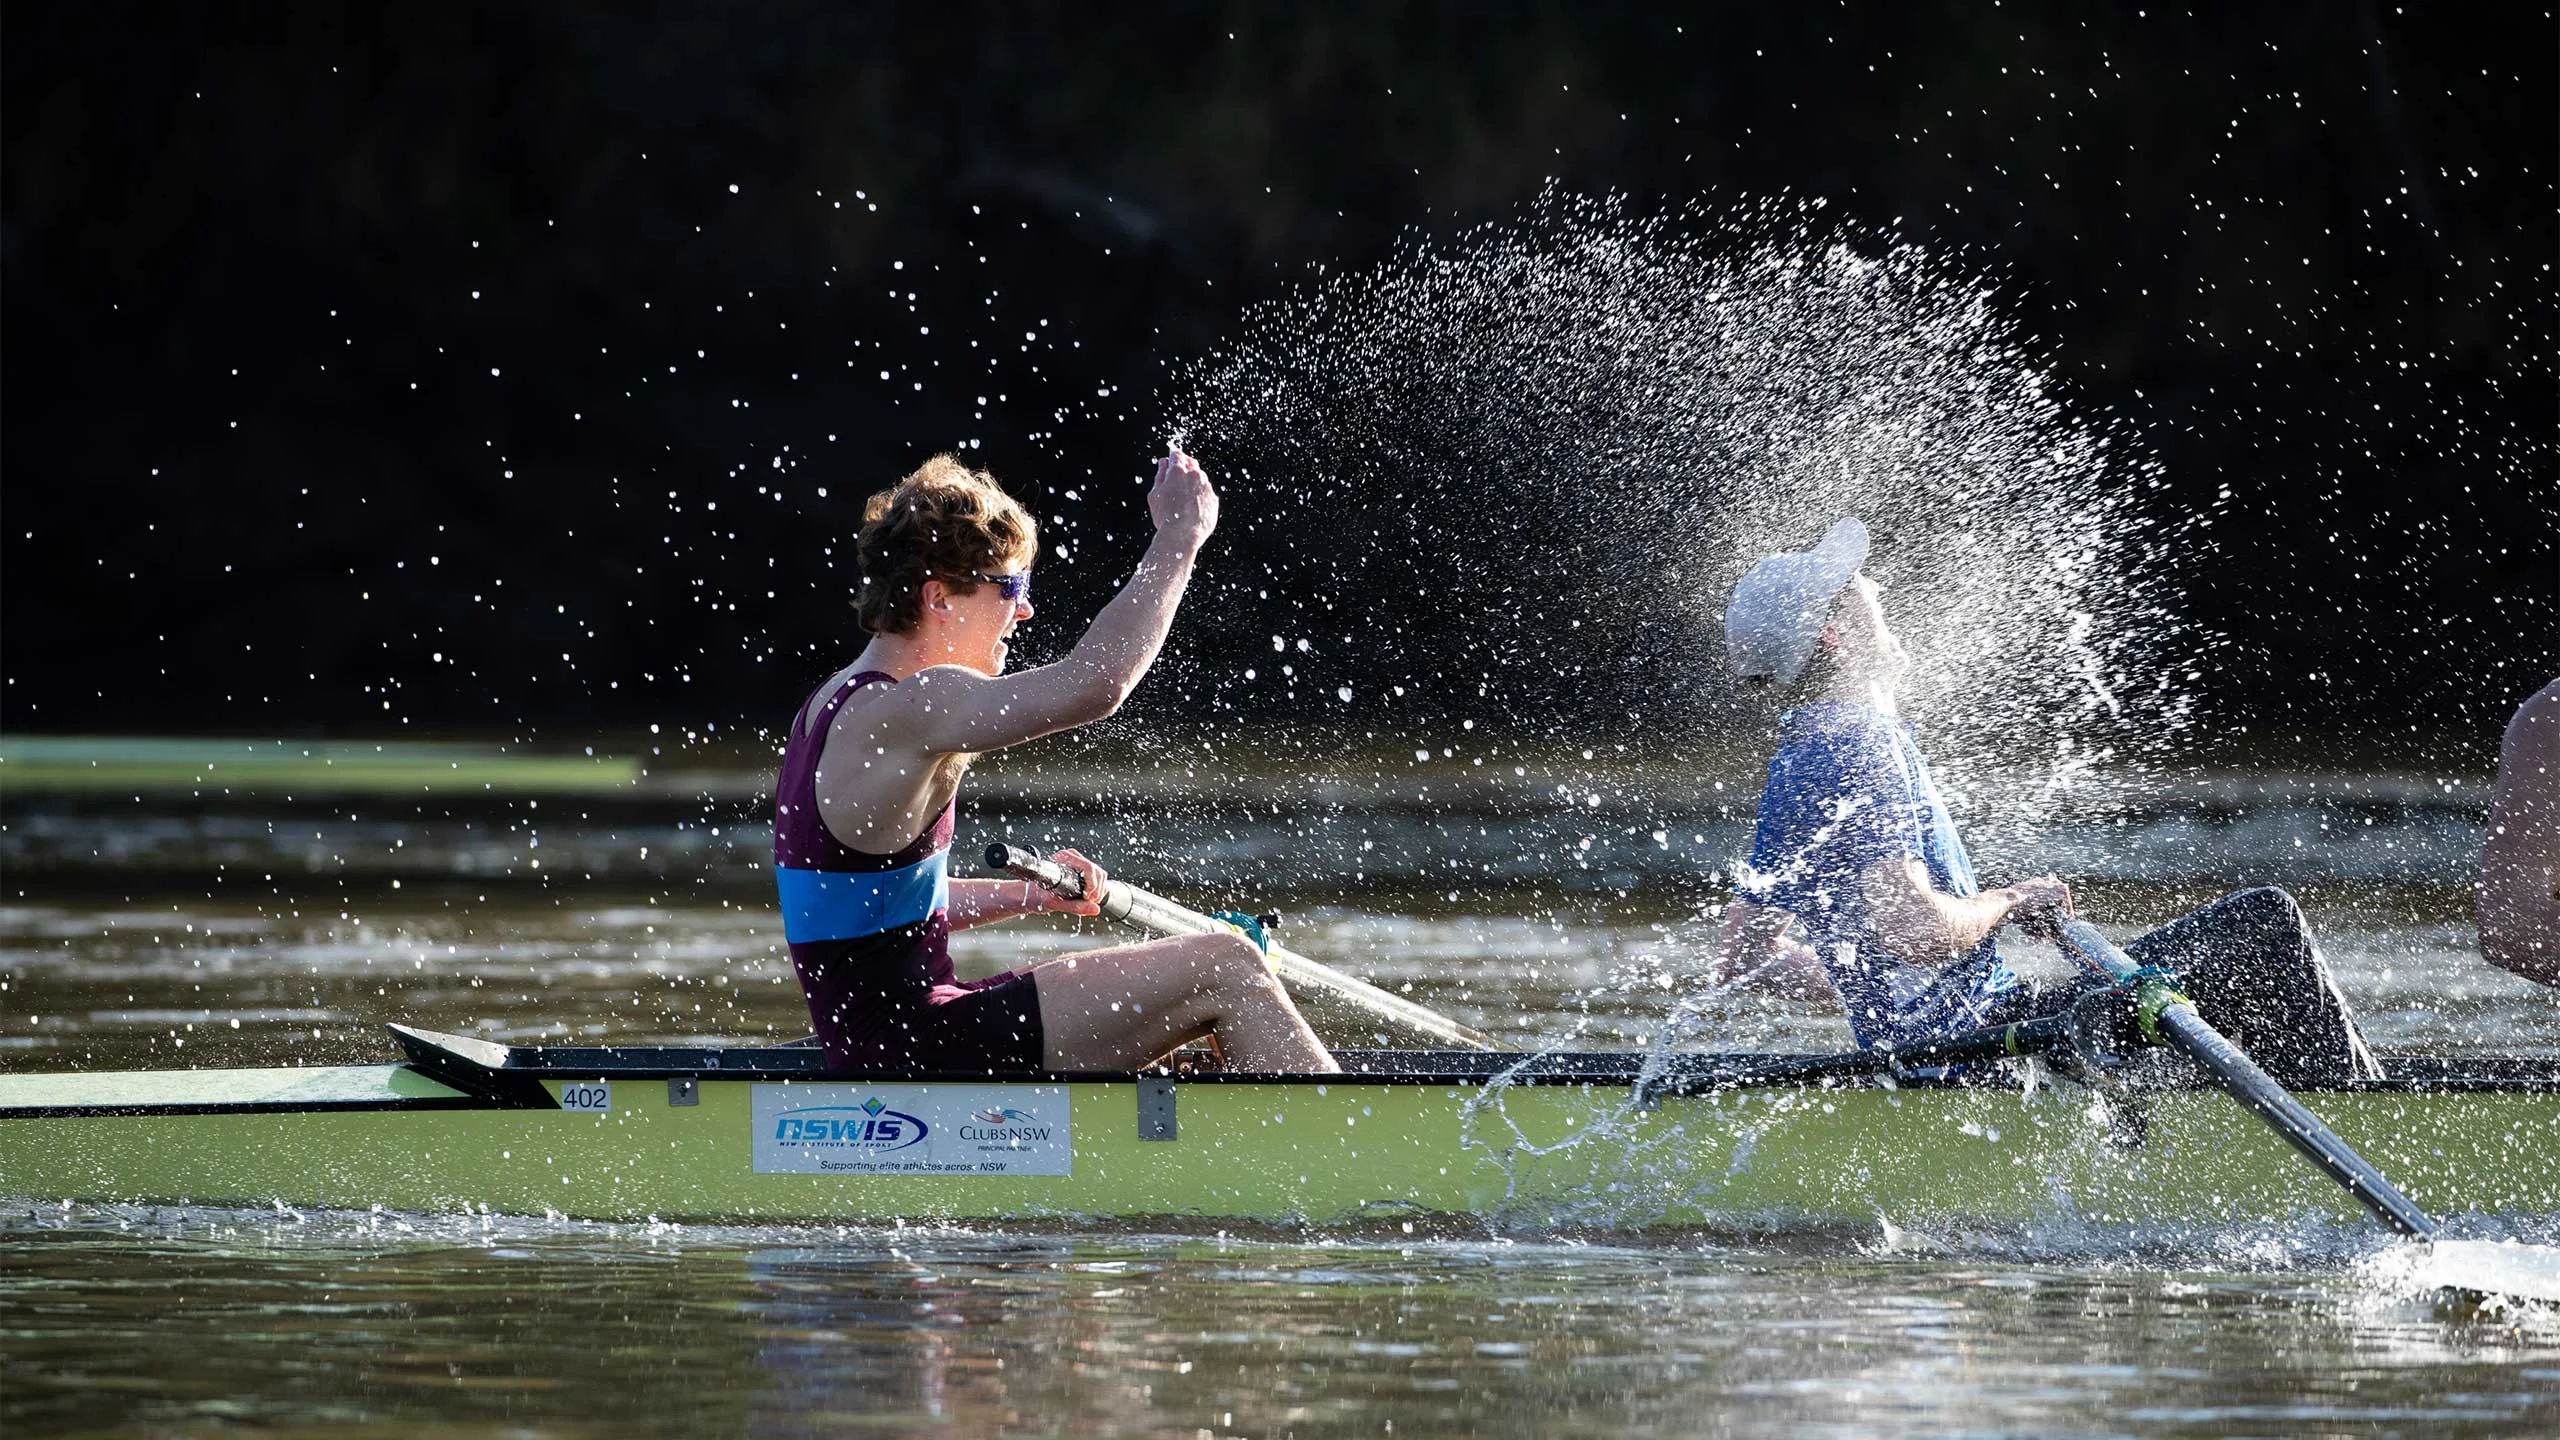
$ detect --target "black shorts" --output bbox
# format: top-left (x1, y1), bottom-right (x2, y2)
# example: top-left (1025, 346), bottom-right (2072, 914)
top-left (793, 943), bottom-right (1048, 1075)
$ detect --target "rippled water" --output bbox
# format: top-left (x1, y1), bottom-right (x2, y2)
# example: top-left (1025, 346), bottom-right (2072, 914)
top-left (2, 876), bottom-right (2552, 1071)
top-left (5, 768), bottom-right (2558, 1435)
top-left (5, 1210), bottom-right (2556, 1438)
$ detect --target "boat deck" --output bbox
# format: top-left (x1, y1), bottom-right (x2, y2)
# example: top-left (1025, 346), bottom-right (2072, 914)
top-left (4, 1024), bottom-right (2553, 1119)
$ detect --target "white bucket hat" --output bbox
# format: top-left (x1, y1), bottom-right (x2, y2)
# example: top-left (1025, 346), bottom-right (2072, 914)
top-left (1723, 517), bottom-right (1871, 686)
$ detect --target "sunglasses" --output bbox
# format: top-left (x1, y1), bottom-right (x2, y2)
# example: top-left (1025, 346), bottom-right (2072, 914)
top-left (969, 571), bottom-right (1033, 607)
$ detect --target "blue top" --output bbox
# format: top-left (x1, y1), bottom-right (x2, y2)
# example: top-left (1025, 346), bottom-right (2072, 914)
top-left (1743, 699), bottom-right (2018, 1046)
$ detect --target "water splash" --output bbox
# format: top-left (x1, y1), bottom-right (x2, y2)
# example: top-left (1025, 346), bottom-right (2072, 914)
top-left (1168, 189), bottom-right (2207, 856)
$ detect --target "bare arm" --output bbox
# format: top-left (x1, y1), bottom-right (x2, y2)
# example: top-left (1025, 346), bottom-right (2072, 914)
top-left (1711, 899), bottom-right (1835, 1000)
top-left (890, 451), bottom-right (1218, 756)
top-left (1860, 858), bottom-right (2071, 965)
top-left (946, 851), bottom-right (1109, 933)
top-left (947, 879), bottom-right (1049, 932)
top-left (2481, 679), bottom-right (2560, 985)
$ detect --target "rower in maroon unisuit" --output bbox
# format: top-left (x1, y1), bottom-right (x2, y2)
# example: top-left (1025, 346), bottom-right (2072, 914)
top-left (771, 449), bottom-right (1337, 1075)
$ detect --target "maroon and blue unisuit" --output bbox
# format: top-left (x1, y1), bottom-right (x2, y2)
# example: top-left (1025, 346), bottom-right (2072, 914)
top-left (772, 670), bottom-right (1045, 1073)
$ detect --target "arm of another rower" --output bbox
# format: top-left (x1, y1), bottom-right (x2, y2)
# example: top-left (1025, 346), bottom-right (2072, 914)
top-left (888, 452), bottom-right (1216, 755)
top-left (2481, 678), bottom-right (2560, 985)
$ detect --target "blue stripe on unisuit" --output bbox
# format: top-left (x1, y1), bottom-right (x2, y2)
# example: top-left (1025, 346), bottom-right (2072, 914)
top-left (776, 854), bottom-right (949, 944)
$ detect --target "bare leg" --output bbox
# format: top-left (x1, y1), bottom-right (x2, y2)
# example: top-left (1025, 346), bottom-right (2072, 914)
top-left (1029, 932), bottom-right (1339, 1073)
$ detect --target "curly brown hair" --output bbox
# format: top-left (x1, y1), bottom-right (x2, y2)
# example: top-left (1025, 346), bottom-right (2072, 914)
top-left (854, 455), bottom-right (1039, 634)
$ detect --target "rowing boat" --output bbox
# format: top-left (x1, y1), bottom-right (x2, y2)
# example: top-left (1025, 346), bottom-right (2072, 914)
top-left (3, 1026), bottom-right (2552, 1230)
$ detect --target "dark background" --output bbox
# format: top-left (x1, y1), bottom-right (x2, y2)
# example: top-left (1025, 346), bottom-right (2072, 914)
top-left (5, 1), bottom-right (2552, 747)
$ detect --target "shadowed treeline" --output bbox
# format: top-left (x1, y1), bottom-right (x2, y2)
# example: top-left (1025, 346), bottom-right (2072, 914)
top-left (3, 1), bottom-right (2551, 739)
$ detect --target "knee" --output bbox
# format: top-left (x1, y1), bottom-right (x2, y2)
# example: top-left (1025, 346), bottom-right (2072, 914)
top-left (1197, 932), bottom-right (1277, 990)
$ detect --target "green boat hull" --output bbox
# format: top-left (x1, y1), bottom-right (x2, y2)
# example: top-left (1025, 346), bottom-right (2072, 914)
top-left (4, 1058), bottom-right (2554, 1229)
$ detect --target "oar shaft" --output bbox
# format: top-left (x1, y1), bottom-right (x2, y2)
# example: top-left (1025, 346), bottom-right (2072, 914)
top-left (2057, 918), bottom-right (2437, 1238)
top-left (2149, 1002), bottom-right (2435, 1237)
top-left (987, 843), bottom-right (1501, 1052)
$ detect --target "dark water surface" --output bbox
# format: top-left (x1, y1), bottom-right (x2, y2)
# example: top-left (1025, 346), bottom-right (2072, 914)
top-left (4, 763), bottom-right (2558, 1435)
top-left (5, 1211), bottom-right (2556, 1438)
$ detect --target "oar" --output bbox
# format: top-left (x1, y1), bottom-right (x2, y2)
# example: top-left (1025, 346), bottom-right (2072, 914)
top-left (986, 841), bottom-right (1502, 1051)
top-left (2056, 918), bottom-right (2560, 1301)
top-left (2053, 917), bottom-right (2437, 1235)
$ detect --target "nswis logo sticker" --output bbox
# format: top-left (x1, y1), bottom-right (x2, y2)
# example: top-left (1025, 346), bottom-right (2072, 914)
top-left (749, 1083), bottom-right (1072, 1176)
top-left (770, 1097), bottom-right (929, 1152)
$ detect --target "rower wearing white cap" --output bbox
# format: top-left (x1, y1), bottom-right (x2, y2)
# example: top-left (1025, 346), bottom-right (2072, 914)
top-left (1717, 517), bottom-right (2377, 1084)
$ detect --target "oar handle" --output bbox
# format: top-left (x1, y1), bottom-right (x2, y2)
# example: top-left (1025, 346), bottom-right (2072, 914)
top-left (2056, 917), bottom-right (2438, 1239)
top-left (984, 840), bottom-right (1501, 1052)
top-left (985, 842), bottom-right (1160, 930)
top-left (988, 842), bottom-right (1080, 896)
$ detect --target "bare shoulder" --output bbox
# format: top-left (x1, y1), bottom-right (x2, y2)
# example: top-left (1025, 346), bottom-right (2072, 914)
top-left (816, 671), bottom-right (909, 754)
top-left (2499, 679), bottom-right (2560, 781)
top-left (2488, 677), bottom-right (2560, 827)
top-left (821, 665), bottom-right (996, 751)
top-left (902, 663), bottom-right (998, 695)
top-left (795, 663), bottom-right (864, 735)
top-left (2511, 678), bottom-right (2560, 746)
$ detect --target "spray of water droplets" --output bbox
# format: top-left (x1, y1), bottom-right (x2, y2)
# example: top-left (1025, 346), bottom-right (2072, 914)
top-left (1167, 191), bottom-right (2208, 855)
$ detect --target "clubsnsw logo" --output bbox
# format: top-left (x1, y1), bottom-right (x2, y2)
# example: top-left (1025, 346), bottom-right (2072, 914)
top-left (961, 1104), bottom-right (1052, 1145)
top-left (771, 1095), bottom-right (928, 1152)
